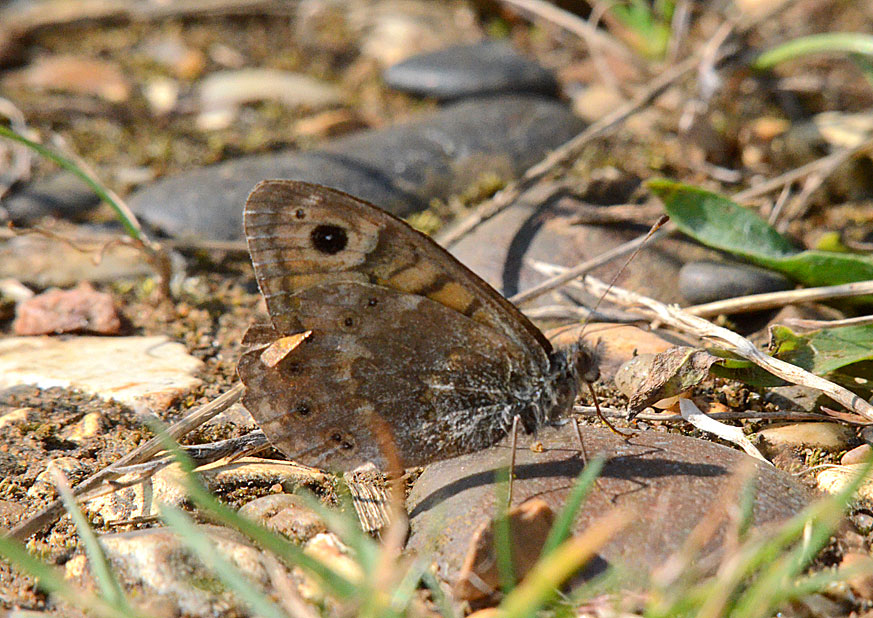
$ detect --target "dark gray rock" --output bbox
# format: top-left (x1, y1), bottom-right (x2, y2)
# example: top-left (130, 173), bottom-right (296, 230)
top-left (678, 260), bottom-right (794, 305)
top-left (383, 40), bottom-right (558, 100)
top-left (448, 194), bottom-right (724, 304)
top-left (407, 424), bottom-right (812, 589)
top-left (128, 95), bottom-right (584, 241)
top-left (1, 171), bottom-right (101, 223)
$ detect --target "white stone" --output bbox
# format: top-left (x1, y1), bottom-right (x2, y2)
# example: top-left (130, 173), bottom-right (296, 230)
top-left (0, 336), bottom-right (203, 410)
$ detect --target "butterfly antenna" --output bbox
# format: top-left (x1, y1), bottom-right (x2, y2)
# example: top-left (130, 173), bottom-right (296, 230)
top-left (579, 215), bottom-right (670, 334)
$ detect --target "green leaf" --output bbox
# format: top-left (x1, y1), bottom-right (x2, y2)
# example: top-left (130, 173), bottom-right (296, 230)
top-left (649, 179), bottom-right (873, 290)
top-left (769, 324), bottom-right (873, 382)
top-left (648, 180), bottom-right (796, 259)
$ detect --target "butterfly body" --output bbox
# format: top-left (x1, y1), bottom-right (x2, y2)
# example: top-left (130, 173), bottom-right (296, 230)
top-left (238, 181), bottom-right (596, 471)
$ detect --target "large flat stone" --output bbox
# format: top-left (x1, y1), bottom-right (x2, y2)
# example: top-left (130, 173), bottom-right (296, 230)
top-left (407, 425), bottom-right (812, 589)
top-left (127, 95), bottom-right (584, 241)
top-left (0, 336), bottom-right (203, 411)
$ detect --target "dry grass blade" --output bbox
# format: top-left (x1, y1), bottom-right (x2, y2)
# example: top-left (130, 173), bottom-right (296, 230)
top-left (582, 276), bottom-right (873, 421)
top-left (498, 0), bottom-right (637, 62)
top-left (7, 382), bottom-right (244, 541)
top-left (436, 48), bottom-right (705, 248)
top-left (781, 314), bottom-right (873, 330)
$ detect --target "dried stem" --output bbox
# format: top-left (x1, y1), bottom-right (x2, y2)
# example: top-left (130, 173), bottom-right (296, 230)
top-left (581, 276), bottom-right (873, 421)
top-left (7, 383), bottom-right (244, 541)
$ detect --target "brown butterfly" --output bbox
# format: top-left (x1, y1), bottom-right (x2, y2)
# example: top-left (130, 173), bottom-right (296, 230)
top-left (237, 180), bottom-right (599, 471)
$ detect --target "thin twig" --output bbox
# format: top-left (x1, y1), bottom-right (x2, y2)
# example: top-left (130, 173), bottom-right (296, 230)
top-left (732, 135), bottom-right (873, 203)
top-left (7, 383), bottom-right (244, 541)
top-left (510, 216), bottom-right (671, 305)
top-left (437, 52), bottom-right (706, 248)
top-left (781, 314), bottom-right (873, 330)
top-left (581, 276), bottom-right (873, 421)
top-left (499, 0), bottom-right (636, 61)
top-left (574, 406), bottom-right (848, 424)
top-left (684, 280), bottom-right (873, 318)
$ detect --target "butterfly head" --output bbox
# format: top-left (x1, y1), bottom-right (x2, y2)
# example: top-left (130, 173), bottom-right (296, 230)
top-left (569, 340), bottom-right (600, 386)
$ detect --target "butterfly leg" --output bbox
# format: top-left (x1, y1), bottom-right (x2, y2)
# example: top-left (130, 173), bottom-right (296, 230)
top-left (507, 415), bottom-right (521, 506)
top-left (587, 382), bottom-right (632, 438)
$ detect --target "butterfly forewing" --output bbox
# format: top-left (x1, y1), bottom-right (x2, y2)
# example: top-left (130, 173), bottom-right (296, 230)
top-left (244, 180), bottom-right (553, 362)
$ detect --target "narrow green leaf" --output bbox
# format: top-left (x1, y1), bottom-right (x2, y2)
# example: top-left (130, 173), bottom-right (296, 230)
top-left (161, 506), bottom-right (287, 618)
top-left (541, 456), bottom-right (604, 557)
top-left (755, 32), bottom-right (873, 70)
top-left (53, 471), bottom-right (132, 613)
top-left (649, 179), bottom-right (873, 290)
top-left (0, 125), bottom-right (145, 242)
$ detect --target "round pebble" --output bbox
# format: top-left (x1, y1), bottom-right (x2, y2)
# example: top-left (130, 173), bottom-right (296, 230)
top-left (678, 260), bottom-right (794, 305)
top-left (383, 40), bottom-right (558, 100)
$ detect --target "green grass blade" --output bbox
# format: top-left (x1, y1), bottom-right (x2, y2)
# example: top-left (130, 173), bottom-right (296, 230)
top-left (421, 569), bottom-right (458, 618)
top-left (500, 509), bottom-right (632, 618)
top-left (0, 124), bottom-right (145, 242)
top-left (755, 32), bottom-right (873, 69)
top-left (541, 455), bottom-right (604, 557)
top-left (160, 505), bottom-right (287, 618)
top-left (52, 470), bottom-right (132, 613)
top-left (0, 534), bottom-right (131, 618)
top-left (150, 424), bottom-right (360, 600)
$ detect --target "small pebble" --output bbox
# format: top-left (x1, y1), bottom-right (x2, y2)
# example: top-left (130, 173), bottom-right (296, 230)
top-left (679, 260), bottom-right (794, 305)
top-left (13, 282), bottom-right (122, 335)
top-left (842, 552), bottom-right (873, 600)
top-left (238, 494), bottom-right (327, 542)
top-left (756, 422), bottom-right (855, 453)
top-left (842, 444), bottom-right (872, 465)
top-left (384, 40), bottom-right (557, 100)
top-left (67, 412), bottom-right (104, 443)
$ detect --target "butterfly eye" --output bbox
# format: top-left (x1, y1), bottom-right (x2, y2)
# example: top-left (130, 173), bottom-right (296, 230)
top-left (295, 208), bottom-right (306, 219)
top-left (310, 224), bottom-right (348, 255)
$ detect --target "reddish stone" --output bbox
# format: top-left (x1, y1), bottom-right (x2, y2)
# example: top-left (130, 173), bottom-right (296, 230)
top-left (13, 282), bottom-right (122, 335)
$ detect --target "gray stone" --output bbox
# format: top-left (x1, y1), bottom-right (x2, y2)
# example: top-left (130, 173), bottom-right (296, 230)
top-left (678, 260), bottom-right (794, 305)
top-left (407, 424), bottom-right (811, 588)
top-left (127, 95), bottom-right (584, 241)
top-left (383, 40), bottom-right (558, 100)
top-left (448, 194), bottom-right (723, 304)
top-left (1, 171), bottom-right (100, 223)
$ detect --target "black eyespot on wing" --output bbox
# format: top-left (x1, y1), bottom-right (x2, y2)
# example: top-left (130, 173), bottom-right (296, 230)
top-left (341, 439), bottom-right (354, 450)
top-left (367, 298), bottom-right (378, 307)
top-left (295, 208), bottom-right (306, 219)
top-left (330, 430), bottom-right (343, 442)
top-left (294, 403), bottom-right (310, 417)
top-left (310, 224), bottom-right (348, 254)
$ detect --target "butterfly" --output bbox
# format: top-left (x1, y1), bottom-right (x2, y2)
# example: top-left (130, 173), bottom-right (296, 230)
top-left (237, 180), bottom-right (599, 471)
